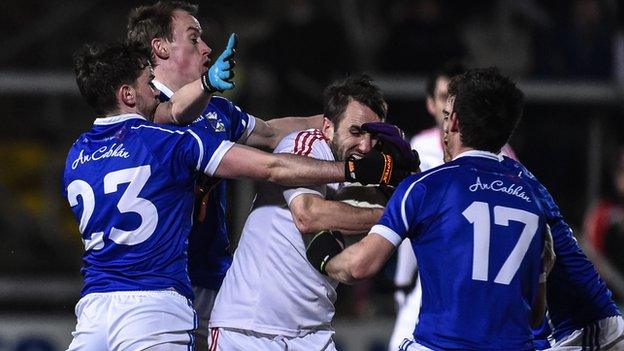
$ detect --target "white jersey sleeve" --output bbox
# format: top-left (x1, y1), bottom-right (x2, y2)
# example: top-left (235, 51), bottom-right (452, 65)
top-left (275, 129), bottom-right (335, 205)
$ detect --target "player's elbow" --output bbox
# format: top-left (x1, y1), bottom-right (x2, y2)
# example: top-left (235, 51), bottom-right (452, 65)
top-left (169, 104), bottom-right (195, 125)
top-left (293, 215), bottom-right (316, 235)
top-left (349, 256), bottom-right (376, 282)
top-left (292, 198), bottom-right (324, 235)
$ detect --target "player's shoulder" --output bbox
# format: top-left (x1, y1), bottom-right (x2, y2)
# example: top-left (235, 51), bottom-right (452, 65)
top-left (399, 162), bottom-right (462, 190)
top-left (502, 156), bottom-right (541, 184)
top-left (277, 129), bottom-right (327, 156)
top-left (206, 96), bottom-right (246, 115)
top-left (207, 95), bottom-right (232, 109)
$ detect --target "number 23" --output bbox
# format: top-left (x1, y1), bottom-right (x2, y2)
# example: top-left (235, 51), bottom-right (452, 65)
top-left (66, 165), bottom-right (158, 250)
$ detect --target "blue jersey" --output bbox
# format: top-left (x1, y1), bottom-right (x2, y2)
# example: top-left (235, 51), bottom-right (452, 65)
top-left (156, 82), bottom-right (254, 291)
top-left (62, 113), bottom-right (233, 299)
top-left (374, 151), bottom-right (547, 350)
top-left (501, 158), bottom-right (621, 347)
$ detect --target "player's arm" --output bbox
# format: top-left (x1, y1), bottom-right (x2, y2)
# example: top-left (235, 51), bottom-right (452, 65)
top-left (245, 114), bottom-right (324, 149)
top-left (324, 233), bottom-right (396, 284)
top-left (289, 193), bottom-right (383, 235)
top-left (213, 143), bottom-right (407, 187)
top-left (308, 178), bottom-right (421, 284)
top-left (153, 79), bottom-right (210, 124)
top-left (531, 225), bottom-right (556, 327)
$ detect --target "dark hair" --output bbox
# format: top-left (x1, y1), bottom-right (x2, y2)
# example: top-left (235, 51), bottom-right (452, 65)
top-left (425, 61), bottom-right (466, 98)
top-left (447, 67), bottom-right (524, 153)
top-left (323, 74), bottom-right (387, 127)
top-left (127, 1), bottom-right (199, 50)
top-left (73, 42), bottom-right (151, 115)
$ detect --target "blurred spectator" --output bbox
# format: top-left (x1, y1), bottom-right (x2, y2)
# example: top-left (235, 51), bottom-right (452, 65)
top-left (533, 0), bottom-right (614, 79)
top-left (377, 0), bottom-right (466, 73)
top-left (583, 148), bottom-right (624, 301)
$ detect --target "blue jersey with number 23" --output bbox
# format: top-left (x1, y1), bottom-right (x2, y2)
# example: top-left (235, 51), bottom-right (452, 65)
top-left (62, 113), bottom-right (233, 299)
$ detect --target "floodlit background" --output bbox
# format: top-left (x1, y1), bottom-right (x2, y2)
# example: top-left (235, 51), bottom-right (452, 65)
top-left (1, 0), bottom-right (624, 350)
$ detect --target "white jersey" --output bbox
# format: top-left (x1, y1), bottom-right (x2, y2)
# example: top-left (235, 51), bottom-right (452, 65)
top-left (410, 127), bottom-right (445, 172)
top-left (409, 127), bottom-right (517, 172)
top-left (210, 129), bottom-right (340, 337)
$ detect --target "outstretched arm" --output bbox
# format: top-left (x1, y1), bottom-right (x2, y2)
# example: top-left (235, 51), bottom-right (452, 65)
top-left (214, 143), bottom-right (344, 186)
top-left (246, 114), bottom-right (324, 149)
top-left (213, 142), bottom-right (409, 187)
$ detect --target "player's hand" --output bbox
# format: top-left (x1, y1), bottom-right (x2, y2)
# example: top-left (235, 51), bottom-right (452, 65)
top-left (345, 122), bottom-right (420, 186)
top-left (306, 230), bottom-right (345, 275)
top-left (201, 33), bottom-right (237, 94)
top-left (540, 225), bottom-right (556, 283)
top-left (362, 122), bottom-right (421, 173)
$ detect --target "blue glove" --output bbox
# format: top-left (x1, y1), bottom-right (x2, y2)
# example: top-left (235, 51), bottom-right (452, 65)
top-left (201, 33), bottom-right (237, 93)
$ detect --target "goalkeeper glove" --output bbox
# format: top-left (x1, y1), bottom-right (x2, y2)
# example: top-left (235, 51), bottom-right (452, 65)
top-left (201, 33), bottom-right (237, 93)
top-left (345, 122), bottom-right (420, 186)
top-left (306, 230), bottom-right (345, 275)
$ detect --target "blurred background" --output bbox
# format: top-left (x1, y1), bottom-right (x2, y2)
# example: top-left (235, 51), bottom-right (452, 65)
top-left (2, 0), bottom-right (624, 349)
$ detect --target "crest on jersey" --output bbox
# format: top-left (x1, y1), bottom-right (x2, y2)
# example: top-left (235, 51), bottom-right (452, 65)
top-left (203, 111), bottom-right (226, 132)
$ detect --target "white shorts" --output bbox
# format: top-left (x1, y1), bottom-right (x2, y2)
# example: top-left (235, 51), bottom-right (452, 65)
top-left (397, 338), bottom-right (434, 351)
top-left (66, 290), bottom-right (197, 351)
top-left (192, 286), bottom-right (218, 351)
top-left (389, 276), bottom-right (422, 351)
top-left (208, 327), bottom-right (336, 351)
top-left (546, 315), bottom-right (624, 351)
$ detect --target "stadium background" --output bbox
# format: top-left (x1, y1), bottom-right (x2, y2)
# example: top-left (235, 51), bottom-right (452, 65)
top-left (1, 0), bottom-right (624, 349)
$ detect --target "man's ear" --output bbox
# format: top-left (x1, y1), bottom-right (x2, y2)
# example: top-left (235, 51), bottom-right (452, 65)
top-left (118, 84), bottom-right (136, 107)
top-left (151, 37), bottom-right (170, 60)
top-left (449, 111), bottom-right (460, 133)
top-left (321, 116), bottom-right (334, 141)
top-left (426, 96), bottom-right (436, 116)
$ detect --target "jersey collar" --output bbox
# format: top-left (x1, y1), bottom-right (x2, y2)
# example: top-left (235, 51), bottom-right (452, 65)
top-left (453, 149), bottom-right (504, 162)
top-left (94, 113), bottom-right (146, 125)
top-left (152, 79), bottom-right (174, 99)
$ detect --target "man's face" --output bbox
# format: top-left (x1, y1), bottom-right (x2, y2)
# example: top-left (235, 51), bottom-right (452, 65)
top-left (134, 66), bottom-right (160, 120)
top-left (166, 10), bottom-right (211, 86)
top-left (441, 95), bottom-right (455, 162)
top-left (328, 100), bottom-right (381, 161)
top-left (427, 76), bottom-right (450, 128)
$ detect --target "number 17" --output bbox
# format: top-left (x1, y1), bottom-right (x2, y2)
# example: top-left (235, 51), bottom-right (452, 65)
top-left (462, 201), bottom-right (539, 285)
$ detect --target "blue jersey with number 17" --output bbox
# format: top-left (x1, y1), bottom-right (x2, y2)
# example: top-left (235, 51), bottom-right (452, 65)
top-left (62, 113), bottom-right (234, 299)
top-left (373, 150), bottom-right (547, 350)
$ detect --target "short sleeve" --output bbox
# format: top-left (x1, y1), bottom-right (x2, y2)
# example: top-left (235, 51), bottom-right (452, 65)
top-left (211, 97), bottom-right (255, 143)
top-left (277, 130), bottom-right (330, 205)
top-left (372, 176), bottom-right (427, 246)
top-left (180, 127), bottom-right (234, 176)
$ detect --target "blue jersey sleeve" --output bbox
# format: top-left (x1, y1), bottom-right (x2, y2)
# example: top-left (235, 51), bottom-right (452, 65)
top-left (133, 123), bottom-right (234, 178)
top-left (210, 97), bottom-right (254, 142)
top-left (372, 175), bottom-right (428, 246)
top-left (503, 157), bottom-right (620, 338)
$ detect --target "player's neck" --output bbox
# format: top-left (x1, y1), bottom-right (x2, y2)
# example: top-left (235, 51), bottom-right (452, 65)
top-left (153, 63), bottom-right (186, 93)
top-left (449, 145), bottom-right (473, 160)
